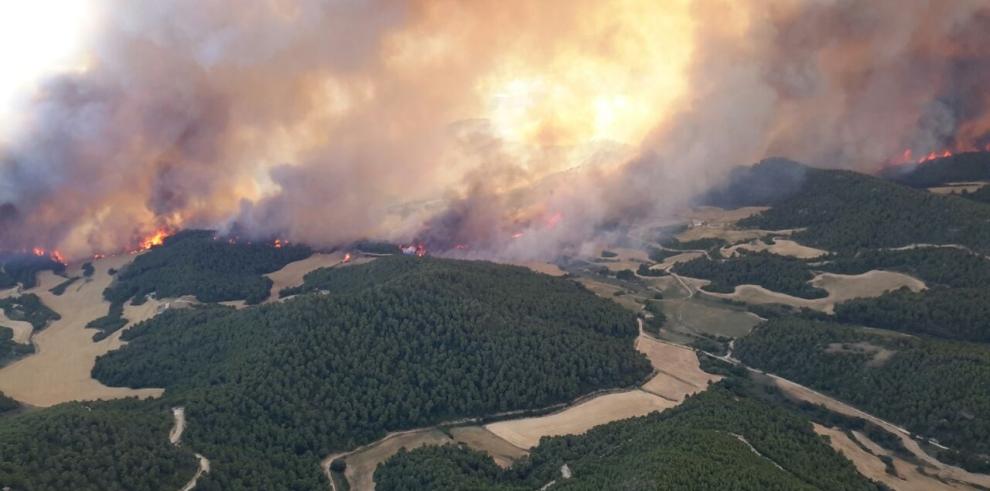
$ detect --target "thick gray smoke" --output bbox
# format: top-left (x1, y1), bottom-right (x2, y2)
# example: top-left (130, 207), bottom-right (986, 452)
top-left (1, 0), bottom-right (989, 260)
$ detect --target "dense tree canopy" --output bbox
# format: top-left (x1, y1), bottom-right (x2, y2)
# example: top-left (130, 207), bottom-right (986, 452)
top-left (740, 166), bottom-right (990, 253)
top-left (86, 230), bottom-right (311, 341)
top-left (821, 247), bottom-right (990, 289)
top-left (0, 399), bottom-right (198, 491)
top-left (92, 256), bottom-right (650, 489)
top-left (103, 230), bottom-right (311, 306)
top-left (375, 385), bottom-right (882, 491)
top-left (835, 287), bottom-right (990, 342)
top-left (884, 151), bottom-right (990, 188)
top-left (735, 318), bottom-right (990, 463)
top-left (673, 252), bottom-right (826, 299)
top-left (0, 254), bottom-right (65, 289)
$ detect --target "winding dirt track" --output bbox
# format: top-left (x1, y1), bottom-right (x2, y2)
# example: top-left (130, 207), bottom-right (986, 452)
top-left (321, 319), bottom-right (721, 490)
top-left (171, 406), bottom-right (211, 491)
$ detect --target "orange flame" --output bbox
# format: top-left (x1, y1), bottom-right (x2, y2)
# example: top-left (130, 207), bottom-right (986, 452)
top-left (274, 239), bottom-right (284, 249)
top-left (137, 229), bottom-right (170, 251)
top-left (343, 252), bottom-right (352, 263)
top-left (32, 247), bottom-right (46, 257)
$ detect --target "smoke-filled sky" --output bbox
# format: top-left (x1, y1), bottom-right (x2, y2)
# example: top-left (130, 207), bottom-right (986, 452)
top-left (1, 0), bottom-right (989, 260)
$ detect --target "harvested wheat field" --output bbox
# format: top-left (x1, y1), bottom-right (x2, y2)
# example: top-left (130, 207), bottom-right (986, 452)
top-left (485, 389), bottom-right (676, 449)
top-left (636, 335), bottom-right (721, 400)
top-left (263, 252), bottom-right (350, 302)
top-left (657, 251), bottom-right (705, 271)
top-left (344, 429), bottom-right (453, 491)
top-left (0, 310), bottom-right (33, 344)
top-left (0, 255), bottom-right (164, 406)
top-left (485, 330), bottom-right (719, 450)
top-left (704, 270), bottom-right (925, 313)
top-left (449, 426), bottom-right (528, 468)
top-left (776, 377), bottom-right (990, 489)
top-left (813, 424), bottom-right (965, 491)
top-left (722, 239), bottom-right (827, 259)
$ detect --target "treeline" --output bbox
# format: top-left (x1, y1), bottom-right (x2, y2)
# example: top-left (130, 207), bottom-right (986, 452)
top-left (87, 230), bottom-right (310, 340)
top-left (0, 293), bottom-right (61, 330)
top-left (734, 318), bottom-right (990, 465)
top-left (0, 390), bottom-right (17, 413)
top-left (822, 247), bottom-right (990, 288)
top-left (673, 252), bottom-right (826, 299)
top-left (0, 399), bottom-right (198, 490)
top-left (92, 256), bottom-right (650, 489)
top-left (0, 254), bottom-right (65, 289)
top-left (739, 166), bottom-right (990, 254)
top-left (375, 385), bottom-right (882, 491)
top-left (835, 287), bottom-right (990, 343)
top-left (0, 326), bottom-right (34, 367)
top-left (884, 151), bottom-right (990, 188)
top-left (104, 230), bottom-right (311, 306)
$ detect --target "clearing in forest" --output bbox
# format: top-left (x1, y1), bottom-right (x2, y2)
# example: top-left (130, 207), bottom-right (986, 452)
top-left (722, 239), bottom-right (827, 259)
top-left (0, 256), bottom-right (164, 406)
top-left (703, 270), bottom-right (925, 313)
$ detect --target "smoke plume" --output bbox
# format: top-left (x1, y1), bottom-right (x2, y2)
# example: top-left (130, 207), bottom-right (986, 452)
top-left (1, 0), bottom-right (989, 259)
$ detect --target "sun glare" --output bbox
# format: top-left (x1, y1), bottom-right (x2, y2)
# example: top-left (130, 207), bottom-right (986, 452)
top-left (0, 0), bottom-right (95, 133)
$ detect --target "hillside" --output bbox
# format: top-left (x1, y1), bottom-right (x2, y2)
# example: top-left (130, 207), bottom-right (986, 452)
top-left (375, 385), bottom-right (882, 490)
top-left (883, 151), bottom-right (990, 187)
top-left (0, 399), bottom-right (198, 490)
top-left (735, 318), bottom-right (990, 466)
top-left (91, 256), bottom-right (651, 489)
top-left (737, 163), bottom-right (990, 253)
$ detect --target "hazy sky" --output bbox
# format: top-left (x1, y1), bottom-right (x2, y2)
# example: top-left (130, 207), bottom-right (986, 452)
top-left (0, 0), bottom-right (95, 133)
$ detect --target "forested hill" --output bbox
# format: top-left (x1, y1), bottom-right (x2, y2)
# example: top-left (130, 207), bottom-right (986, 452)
top-left (735, 163), bottom-right (990, 253)
top-left (735, 318), bottom-right (990, 465)
top-left (883, 151), bottom-right (990, 187)
top-left (0, 399), bottom-right (198, 491)
top-left (103, 230), bottom-right (311, 306)
top-left (375, 385), bottom-right (882, 491)
top-left (0, 253), bottom-right (65, 289)
top-left (92, 256), bottom-right (651, 489)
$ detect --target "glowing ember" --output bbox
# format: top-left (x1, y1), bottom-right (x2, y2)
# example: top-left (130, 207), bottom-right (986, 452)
top-left (32, 247), bottom-right (45, 257)
top-left (274, 239), bottom-right (284, 249)
top-left (343, 252), bottom-right (352, 263)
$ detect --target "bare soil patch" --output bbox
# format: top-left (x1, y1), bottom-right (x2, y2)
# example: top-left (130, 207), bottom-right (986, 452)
top-left (0, 255), bottom-right (164, 406)
top-left (449, 426), bottom-right (528, 468)
top-left (703, 270), bottom-right (925, 313)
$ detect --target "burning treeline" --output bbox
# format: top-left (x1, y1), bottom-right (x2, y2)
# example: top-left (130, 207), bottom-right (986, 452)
top-left (1, 0), bottom-right (989, 260)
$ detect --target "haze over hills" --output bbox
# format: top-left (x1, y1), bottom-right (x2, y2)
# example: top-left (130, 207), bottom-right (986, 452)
top-left (3, 2), bottom-right (990, 490)
top-left (1, 153), bottom-right (990, 490)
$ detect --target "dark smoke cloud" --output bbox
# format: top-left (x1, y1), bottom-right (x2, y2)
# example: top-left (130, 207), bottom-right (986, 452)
top-left (1, 0), bottom-right (989, 260)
